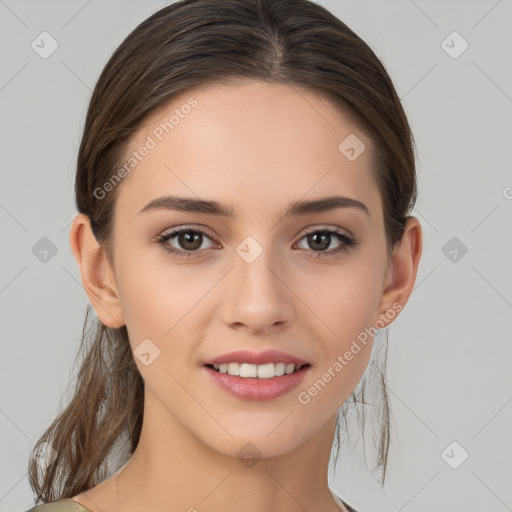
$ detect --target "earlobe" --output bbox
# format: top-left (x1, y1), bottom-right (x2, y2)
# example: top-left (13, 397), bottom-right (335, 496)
top-left (375, 217), bottom-right (423, 328)
top-left (69, 213), bottom-right (125, 328)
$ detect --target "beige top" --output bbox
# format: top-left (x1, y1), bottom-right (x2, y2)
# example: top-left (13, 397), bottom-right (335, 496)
top-left (25, 498), bottom-right (91, 512)
top-left (26, 496), bottom-right (358, 512)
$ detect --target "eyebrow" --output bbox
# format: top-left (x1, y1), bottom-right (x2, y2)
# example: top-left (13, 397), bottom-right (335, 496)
top-left (138, 194), bottom-right (370, 218)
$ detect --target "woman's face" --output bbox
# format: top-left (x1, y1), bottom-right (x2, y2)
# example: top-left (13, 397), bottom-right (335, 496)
top-left (102, 80), bottom-right (397, 458)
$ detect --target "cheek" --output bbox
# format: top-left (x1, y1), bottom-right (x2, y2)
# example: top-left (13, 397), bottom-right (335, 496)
top-left (304, 255), bottom-right (384, 336)
top-left (114, 258), bottom-right (207, 393)
top-left (114, 248), bottom-right (218, 352)
top-left (300, 257), bottom-right (384, 398)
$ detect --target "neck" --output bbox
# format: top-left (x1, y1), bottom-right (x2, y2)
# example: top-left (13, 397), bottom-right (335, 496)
top-left (76, 388), bottom-right (347, 512)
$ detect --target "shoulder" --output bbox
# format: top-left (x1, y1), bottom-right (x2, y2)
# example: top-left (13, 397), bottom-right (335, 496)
top-left (25, 498), bottom-right (92, 512)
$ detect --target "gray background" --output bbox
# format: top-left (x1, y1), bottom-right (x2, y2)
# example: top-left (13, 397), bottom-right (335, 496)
top-left (1, 1), bottom-right (511, 511)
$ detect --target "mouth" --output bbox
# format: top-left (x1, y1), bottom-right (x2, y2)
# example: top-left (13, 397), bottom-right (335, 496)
top-left (205, 362), bottom-right (311, 378)
top-left (202, 362), bottom-right (312, 401)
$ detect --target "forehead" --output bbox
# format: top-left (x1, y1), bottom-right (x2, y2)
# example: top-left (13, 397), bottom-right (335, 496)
top-left (114, 80), bottom-right (381, 221)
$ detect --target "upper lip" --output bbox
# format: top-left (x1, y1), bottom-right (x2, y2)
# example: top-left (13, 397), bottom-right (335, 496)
top-left (203, 349), bottom-right (310, 367)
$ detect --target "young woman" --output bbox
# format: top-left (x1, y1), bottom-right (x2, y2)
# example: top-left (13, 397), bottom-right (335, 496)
top-left (26, 1), bottom-right (422, 511)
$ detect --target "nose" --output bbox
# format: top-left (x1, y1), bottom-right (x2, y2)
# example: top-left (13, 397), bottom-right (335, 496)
top-left (220, 247), bottom-right (294, 334)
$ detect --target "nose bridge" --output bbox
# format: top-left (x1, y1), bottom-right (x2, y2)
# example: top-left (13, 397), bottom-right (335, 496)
top-left (221, 234), bottom-right (293, 330)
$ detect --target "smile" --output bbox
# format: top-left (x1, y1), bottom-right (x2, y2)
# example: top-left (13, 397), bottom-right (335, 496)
top-left (208, 362), bottom-right (308, 378)
top-left (203, 363), bottom-right (311, 401)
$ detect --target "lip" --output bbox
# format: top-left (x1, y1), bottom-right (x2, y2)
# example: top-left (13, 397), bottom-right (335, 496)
top-left (203, 364), bottom-right (311, 401)
top-left (202, 349), bottom-right (310, 367)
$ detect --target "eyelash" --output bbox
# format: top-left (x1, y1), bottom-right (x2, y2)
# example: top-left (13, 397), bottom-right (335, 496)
top-left (154, 226), bottom-right (358, 259)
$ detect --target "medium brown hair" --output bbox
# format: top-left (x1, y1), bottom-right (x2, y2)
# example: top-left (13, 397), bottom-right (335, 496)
top-left (28, 0), bottom-right (417, 502)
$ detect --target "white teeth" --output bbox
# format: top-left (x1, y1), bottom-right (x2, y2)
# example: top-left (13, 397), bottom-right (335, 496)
top-left (212, 362), bottom-right (301, 378)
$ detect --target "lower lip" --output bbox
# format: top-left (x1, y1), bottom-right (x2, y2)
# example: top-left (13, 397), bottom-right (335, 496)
top-left (203, 365), bottom-right (311, 401)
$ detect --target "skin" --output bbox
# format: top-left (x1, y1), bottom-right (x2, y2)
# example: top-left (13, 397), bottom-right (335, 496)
top-left (69, 80), bottom-right (422, 512)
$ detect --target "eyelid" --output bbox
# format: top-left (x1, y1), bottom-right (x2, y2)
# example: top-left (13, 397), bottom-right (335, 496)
top-left (295, 223), bottom-right (353, 239)
top-left (159, 224), bottom-right (216, 239)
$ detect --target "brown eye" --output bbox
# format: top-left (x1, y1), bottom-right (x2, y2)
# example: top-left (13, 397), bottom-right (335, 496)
top-left (306, 232), bottom-right (331, 251)
top-left (155, 228), bottom-right (217, 258)
top-left (295, 228), bottom-right (357, 257)
top-left (176, 231), bottom-right (203, 251)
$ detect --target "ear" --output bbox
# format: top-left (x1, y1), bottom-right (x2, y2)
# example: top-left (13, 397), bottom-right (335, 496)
top-left (374, 216), bottom-right (423, 327)
top-left (69, 213), bottom-right (125, 328)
